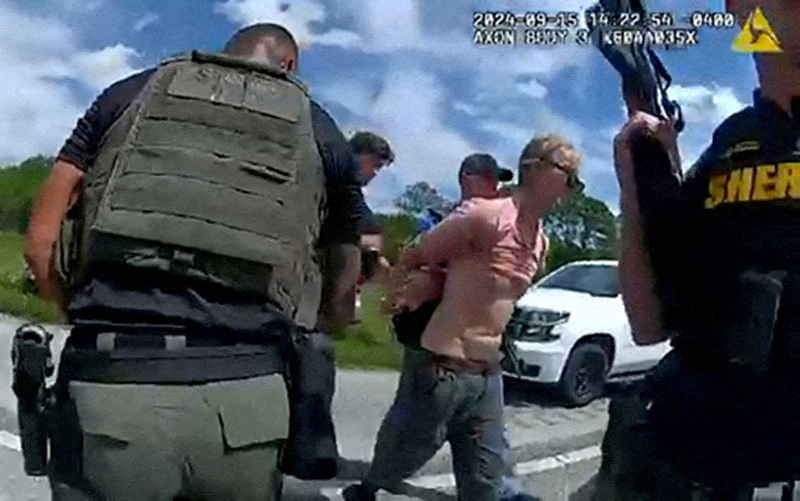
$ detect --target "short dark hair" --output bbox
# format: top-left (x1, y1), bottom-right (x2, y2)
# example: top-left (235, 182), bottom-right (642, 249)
top-left (223, 23), bottom-right (298, 60)
top-left (349, 131), bottom-right (394, 164)
top-left (458, 153), bottom-right (513, 182)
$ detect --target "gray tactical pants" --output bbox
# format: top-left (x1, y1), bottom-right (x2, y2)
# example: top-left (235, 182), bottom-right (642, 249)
top-left (364, 347), bottom-right (504, 500)
top-left (50, 374), bottom-right (289, 501)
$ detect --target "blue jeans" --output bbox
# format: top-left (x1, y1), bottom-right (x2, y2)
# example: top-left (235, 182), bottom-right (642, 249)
top-left (494, 374), bottom-right (532, 500)
top-left (365, 348), bottom-right (505, 500)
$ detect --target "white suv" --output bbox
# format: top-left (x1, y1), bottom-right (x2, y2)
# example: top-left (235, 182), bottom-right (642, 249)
top-left (501, 260), bottom-right (671, 406)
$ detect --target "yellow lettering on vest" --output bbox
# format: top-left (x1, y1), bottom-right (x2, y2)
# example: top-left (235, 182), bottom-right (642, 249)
top-left (783, 162), bottom-right (800, 199)
top-left (752, 164), bottom-right (778, 201)
top-left (724, 167), bottom-right (754, 203)
top-left (705, 173), bottom-right (727, 209)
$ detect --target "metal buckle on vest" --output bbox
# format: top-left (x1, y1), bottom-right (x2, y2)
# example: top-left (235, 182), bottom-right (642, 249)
top-left (164, 335), bottom-right (187, 350)
top-left (96, 333), bottom-right (116, 352)
top-left (172, 250), bottom-right (195, 267)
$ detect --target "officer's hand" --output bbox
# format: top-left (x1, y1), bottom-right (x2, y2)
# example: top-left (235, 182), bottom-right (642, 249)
top-left (613, 111), bottom-right (679, 191)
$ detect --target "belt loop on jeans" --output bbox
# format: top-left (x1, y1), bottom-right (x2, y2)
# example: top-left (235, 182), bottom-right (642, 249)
top-left (96, 333), bottom-right (116, 352)
top-left (165, 335), bottom-right (187, 350)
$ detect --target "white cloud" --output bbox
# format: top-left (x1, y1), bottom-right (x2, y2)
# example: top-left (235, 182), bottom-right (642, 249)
top-left (453, 102), bottom-right (481, 117)
top-left (310, 3), bottom-right (594, 208)
top-left (369, 68), bottom-right (475, 187)
top-left (214, 0), bottom-right (362, 49)
top-left (319, 67), bottom-right (476, 203)
top-left (0, 3), bottom-right (141, 165)
top-left (670, 84), bottom-right (747, 125)
top-left (662, 84), bottom-right (746, 169)
top-left (313, 29), bottom-right (362, 49)
top-left (348, 0), bottom-right (422, 51)
top-left (215, 0), bottom-right (735, 213)
top-left (317, 81), bottom-right (373, 119)
top-left (517, 79), bottom-right (548, 100)
top-left (132, 13), bottom-right (160, 32)
top-left (480, 121), bottom-right (532, 147)
top-left (57, 0), bottom-right (105, 13)
top-left (71, 44), bottom-right (141, 92)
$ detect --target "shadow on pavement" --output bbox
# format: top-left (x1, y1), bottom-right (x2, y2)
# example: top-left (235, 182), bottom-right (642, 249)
top-left (399, 483), bottom-right (457, 500)
top-left (570, 475), bottom-right (597, 501)
top-left (501, 377), bottom-right (571, 409)
top-left (334, 457), bottom-right (468, 500)
top-left (336, 456), bottom-right (370, 481)
top-left (503, 376), bottom-right (643, 410)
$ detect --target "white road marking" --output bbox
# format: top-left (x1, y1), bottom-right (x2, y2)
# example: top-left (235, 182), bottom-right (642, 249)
top-left (320, 487), bottom-right (342, 499)
top-left (515, 445), bottom-right (601, 476)
top-left (319, 444), bottom-right (604, 499)
top-left (0, 431), bottom-right (21, 452)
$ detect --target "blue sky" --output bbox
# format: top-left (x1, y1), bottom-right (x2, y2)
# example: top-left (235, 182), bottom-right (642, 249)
top-left (1, 0), bottom-right (759, 213)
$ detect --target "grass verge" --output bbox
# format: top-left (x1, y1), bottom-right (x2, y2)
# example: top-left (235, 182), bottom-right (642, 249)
top-left (334, 283), bottom-right (403, 371)
top-left (0, 231), bottom-right (402, 370)
top-left (0, 232), bottom-right (60, 324)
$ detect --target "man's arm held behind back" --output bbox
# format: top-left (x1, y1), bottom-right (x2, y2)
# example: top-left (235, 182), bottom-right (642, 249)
top-left (401, 203), bottom-right (491, 270)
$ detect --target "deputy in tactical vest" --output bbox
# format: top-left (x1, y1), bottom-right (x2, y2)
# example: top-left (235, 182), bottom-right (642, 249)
top-left (24, 23), bottom-right (366, 500)
top-left (597, 0), bottom-right (800, 498)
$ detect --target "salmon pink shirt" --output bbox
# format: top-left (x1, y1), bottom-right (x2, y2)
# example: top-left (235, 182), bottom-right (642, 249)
top-left (400, 196), bottom-right (548, 366)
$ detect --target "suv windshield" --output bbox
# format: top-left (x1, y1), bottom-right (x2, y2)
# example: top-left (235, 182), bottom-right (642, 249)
top-left (537, 264), bottom-right (620, 297)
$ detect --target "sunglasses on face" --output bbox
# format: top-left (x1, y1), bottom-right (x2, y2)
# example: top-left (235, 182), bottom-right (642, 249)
top-left (527, 157), bottom-right (581, 189)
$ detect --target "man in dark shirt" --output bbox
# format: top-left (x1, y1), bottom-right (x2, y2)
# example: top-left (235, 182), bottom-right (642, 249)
top-left (48, 65), bottom-right (364, 338)
top-left (350, 130), bottom-right (393, 237)
top-left (594, 0), bottom-right (800, 498)
top-left (25, 23), bottom-right (366, 500)
top-left (332, 131), bottom-right (395, 323)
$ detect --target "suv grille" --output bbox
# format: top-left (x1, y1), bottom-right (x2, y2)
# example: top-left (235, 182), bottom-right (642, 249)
top-left (504, 306), bottom-right (569, 341)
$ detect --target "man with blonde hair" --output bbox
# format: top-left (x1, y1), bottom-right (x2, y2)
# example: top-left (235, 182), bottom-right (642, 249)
top-left (345, 135), bottom-right (581, 501)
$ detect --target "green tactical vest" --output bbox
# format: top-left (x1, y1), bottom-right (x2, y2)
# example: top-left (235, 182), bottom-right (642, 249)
top-left (56, 51), bottom-right (326, 329)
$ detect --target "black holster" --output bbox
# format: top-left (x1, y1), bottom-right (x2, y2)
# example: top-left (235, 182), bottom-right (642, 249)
top-left (647, 350), bottom-right (800, 488)
top-left (717, 269), bottom-right (785, 372)
top-left (11, 324), bottom-right (54, 477)
top-left (280, 329), bottom-right (339, 480)
top-left (391, 300), bottom-right (439, 349)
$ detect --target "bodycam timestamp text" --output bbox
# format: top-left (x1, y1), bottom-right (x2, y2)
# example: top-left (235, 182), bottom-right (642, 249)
top-left (472, 10), bottom-right (703, 48)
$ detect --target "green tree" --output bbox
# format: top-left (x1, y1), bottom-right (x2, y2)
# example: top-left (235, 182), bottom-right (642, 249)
top-left (374, 213), bottom-right (417, 265)
top-left (0, 156), bottom-right (52, 233)
top-left (542, 191), bottom-right (619, 273)
top-left (392, 181), bottom-right (456, 215)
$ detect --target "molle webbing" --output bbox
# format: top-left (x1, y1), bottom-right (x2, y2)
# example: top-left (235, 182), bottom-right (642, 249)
top-left (76, 52), bottom-right (326, 328)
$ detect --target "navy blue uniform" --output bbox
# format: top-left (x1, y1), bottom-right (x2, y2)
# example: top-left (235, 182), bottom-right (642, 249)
top-left (597, 91), bottom-right (800, 498)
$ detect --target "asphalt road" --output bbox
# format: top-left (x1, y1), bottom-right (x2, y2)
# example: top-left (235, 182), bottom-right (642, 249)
top-left (0, 315), bottom-right (793, 500)
top-left (0, 315), bottom-right (613, 500)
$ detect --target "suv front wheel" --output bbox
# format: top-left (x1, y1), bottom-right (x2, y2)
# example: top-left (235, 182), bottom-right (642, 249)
top-left (558, 343), bottom-right (609, 406)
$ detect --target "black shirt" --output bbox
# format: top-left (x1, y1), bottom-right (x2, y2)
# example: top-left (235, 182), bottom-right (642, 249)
top-left (682, 91), bottom-right (800, 267)
top-left (58, 68), bottom-right (368, 339)
top-left (656, 90), bottom-right (800, 349)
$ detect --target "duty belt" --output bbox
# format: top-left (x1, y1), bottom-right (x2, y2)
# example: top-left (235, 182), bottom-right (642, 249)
top-left (71, 332), bottom-right (241, 351)
top-left (431, 354), bottom-right (496, 375)
top-left (59, 332), bottom-right (288, 384)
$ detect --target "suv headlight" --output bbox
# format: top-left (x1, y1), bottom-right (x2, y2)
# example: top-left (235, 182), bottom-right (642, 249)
top-left (505, 307), bottom-right (570, 342)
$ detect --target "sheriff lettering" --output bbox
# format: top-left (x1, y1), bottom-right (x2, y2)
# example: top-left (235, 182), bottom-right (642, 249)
top-left (705, 162), bottom-right (800, 209)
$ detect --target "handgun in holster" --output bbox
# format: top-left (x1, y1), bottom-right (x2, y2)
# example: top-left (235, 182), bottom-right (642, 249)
top-left (719, 269), bottom-right (785, 372)
top-left (11, 323), bottom-right (54, 476)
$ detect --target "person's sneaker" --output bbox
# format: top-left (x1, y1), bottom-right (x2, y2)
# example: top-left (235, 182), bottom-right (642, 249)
top-left (342, 483), bottom-right (376, 501)
top-left (501, 494), bottom-right (538, 501)
top-left (499, 479), bottom-right (537, 501)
